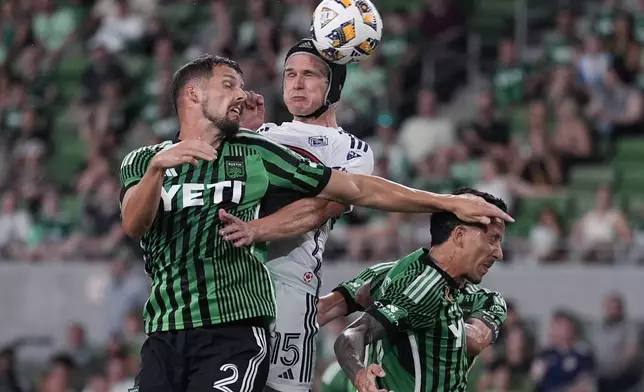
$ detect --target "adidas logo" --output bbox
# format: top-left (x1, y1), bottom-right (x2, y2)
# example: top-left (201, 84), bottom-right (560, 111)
top-left (165, 168), bottom-right (178, 177)
top-left (299, 41), bottom-right (314, 49)
top-left (277, 369), bottom-right (295, 380)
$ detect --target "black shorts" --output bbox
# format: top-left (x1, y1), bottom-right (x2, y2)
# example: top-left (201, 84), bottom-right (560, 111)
top-left (133, 319), bottom-right (270, 392)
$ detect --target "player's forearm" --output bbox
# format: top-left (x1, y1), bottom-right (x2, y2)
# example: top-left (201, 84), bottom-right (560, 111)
top-left (121, 167), bottom-right (164, 237)
top-left (334, 327), bottom-right (368, 384)
top-left (334, 313), bottom-right (386, 384)
top-left (321, 172), bottom-right (451, 213)
top-left (251, 198), bottom-right (345, 242)
top-left (465, 318), bottom-right (494, 356)
top-left (317, 292), bottom-right (349, 327)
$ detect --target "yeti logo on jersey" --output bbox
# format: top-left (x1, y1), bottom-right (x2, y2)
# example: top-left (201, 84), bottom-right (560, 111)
top-left (308, 135), bottom-right (328, 147)
top-left (346, 151), bottom-right (362, 160)
top-left (224, 157), bottom-right (246, 180)
top-left (127, 388), bottom-right (139, 392)
top-left (160, 181), bottom-right (245, 211)
top-left (374, 301), bottom-right (407, 326)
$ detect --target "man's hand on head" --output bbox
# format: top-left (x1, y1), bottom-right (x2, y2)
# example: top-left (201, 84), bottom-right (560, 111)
top-left (239, 90), bottom-right (265, 131)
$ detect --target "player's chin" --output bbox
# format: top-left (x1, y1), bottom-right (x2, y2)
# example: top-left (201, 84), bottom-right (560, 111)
top-left (287, 102), bottom-right (314, 116)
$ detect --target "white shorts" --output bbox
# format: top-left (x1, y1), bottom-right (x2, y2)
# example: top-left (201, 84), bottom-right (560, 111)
top-left (266, 280), bottom-right (319, 392)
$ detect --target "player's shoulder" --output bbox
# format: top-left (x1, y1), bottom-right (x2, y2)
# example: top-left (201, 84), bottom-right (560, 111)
top-left (229, 128), bottom-right (280, 148)
top-left (462, 282), bottom-right (501, 297)
top-left (120, 140), bottom-right (172, 167)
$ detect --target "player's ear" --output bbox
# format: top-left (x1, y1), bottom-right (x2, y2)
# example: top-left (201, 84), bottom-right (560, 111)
top-left (452, 225), bottom-right (467, 248)
top-left (185, 84), bottom-right (202, 105)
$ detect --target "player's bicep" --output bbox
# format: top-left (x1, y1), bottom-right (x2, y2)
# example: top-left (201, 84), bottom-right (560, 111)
top-left (257, 140), bottom-right (332, 196)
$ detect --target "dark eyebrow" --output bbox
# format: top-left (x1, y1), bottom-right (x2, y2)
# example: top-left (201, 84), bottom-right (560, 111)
top-left (222, 73), bottom-right (244, 89)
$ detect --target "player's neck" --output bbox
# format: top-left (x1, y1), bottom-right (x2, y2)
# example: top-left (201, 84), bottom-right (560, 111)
top-left (293, 111), bottom-right (338, 128)
top-left (179, 117), bottom-right (224, 149)
top-left (428, 247), bottom-right (466, 285)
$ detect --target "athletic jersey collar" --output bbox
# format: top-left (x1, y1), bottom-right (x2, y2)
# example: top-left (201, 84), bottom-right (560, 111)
top-left (420, 248), bottom-right (460, 289)
top-left (287, 120), bottom-right (343, 132)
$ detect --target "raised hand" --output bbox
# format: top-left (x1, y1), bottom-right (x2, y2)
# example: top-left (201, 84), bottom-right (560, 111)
top-left (447, 194), bottom-right (514, 225)
top-left (149, 140), bottom-right (217, 170)
top-left (239, 90), bottom-right (265, 131)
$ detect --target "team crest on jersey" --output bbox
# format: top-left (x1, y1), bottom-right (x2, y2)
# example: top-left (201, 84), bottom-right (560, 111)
top-left (346, 150), bottom-right (362, 160)
top-left (224, 157), bottom-right (246, 180)
top-left (308, 135), bottom-right (328, 147)
top-left (303, 272), bottom-right (313, 283)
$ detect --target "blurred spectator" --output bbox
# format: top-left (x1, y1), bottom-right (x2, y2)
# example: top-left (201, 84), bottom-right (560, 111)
top-left (64, 325), bottom-right (97, 371)
top-left (104, 353), bottom-right (133, 392)
top-left (545, 65), bottom-right (587, 109)
top-left (419, 0), bottom-right (466, 42)
top-left (577, 35), bottom-right (611, 93)
top-left (528, 207), bottom-right (565, 263)
top-left (543, 9), bottom-right (580, 66)
top-left (551, 98), bottom-right (592, 160)
top-left (612, 14), bottom-right (636, 59)
top-left (365, 115), bottom-right (409, 184)
top-left (594, 0), bottom-right (622, 37)
top-left (0, 347), bottom-right (27, 392)
top-left (571, 185), bottom-right (632, 262)
top-left (479, 327), bottom-right (535, 392)
top-left (474, 157), bottom-right (515, 212)
top-left (0, 191), bottom-right (32, 259)
top-left (587, 57), bottom-right (643, 139)
top-left (493, 38), bottom-right (528, 107)
top-left (186, 0), bottom-right (231, 58)
top-left (531, 310), bottom-right (596, 392)
top-left (91, 0), bottom-right (145, 53)
top-left (398, 89), bottom-right (455, 165)
top-left (81, 375), bottom-right (108, 392)
top-left (39, 354), bottom-right (74, 392)
top-left (340, 56), bottom-right (387, 130)
top-left (104, 259), bottom-right (148, 337)
top-left (31, 0), bottom-right (78, 57)
top-left (80, 45), bottom-right (128, 106)
top-left (592, 294), bottom-right (643, 392)
top-left (461, 89), bottom-right (513, 163)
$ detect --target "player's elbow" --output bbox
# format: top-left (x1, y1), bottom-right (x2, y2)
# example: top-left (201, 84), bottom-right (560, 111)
top-left (121, 213), bottom-right (151, 238)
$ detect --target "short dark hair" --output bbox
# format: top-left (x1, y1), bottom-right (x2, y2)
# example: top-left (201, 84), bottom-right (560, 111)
top-left (430, 187), bottom-right (508, 246)
top-left (170, 54), bottom-right (243, 114)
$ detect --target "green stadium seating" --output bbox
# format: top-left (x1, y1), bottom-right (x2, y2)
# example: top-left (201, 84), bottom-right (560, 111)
top-left (568, 165), bottom-right (616, 191)
top-left (615, 137), bottom-right (644, 163)
top-left (511, 194), bottom-right (572, 236)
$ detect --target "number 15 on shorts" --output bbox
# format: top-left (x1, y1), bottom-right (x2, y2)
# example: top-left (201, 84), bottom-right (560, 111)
top-left (270, 332), bottom-right (301, 367)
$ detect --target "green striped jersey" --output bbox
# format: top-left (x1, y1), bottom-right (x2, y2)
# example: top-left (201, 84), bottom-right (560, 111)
top-left (334, 254), bottom-right (508, 391)
top-left (119, 130), bottom-right (331, 333)
top-left (364, 248), bottom-right (468, 392)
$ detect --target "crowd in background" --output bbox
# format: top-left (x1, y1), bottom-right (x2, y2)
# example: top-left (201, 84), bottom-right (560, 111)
top-left (0, 0), bottom-right (643, 391)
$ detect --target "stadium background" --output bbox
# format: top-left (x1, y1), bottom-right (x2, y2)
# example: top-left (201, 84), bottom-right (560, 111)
top-left (1, 0), bottom-right (644, 391)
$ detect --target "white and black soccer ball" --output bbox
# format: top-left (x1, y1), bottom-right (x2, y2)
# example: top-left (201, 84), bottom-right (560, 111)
top-left (310, 0), bottom-right (383, 65)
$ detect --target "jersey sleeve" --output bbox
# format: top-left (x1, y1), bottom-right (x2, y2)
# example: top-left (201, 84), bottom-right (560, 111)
top-left (327, 135), bottom-right (375, 175)
top-left (364, 268), bottom-right (445, 334)
top-left (245, 132), bottom-right (332, 197)
top-left (333, 262), bottom-right (394, 315)
top-left (466, 292), bottom-right (507, 344)
top-left (119, 145), bottom-right (160, 202)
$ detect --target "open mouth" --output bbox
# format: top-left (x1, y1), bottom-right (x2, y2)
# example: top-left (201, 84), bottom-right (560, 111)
top-left (229, 107), bottom-right (242, 116)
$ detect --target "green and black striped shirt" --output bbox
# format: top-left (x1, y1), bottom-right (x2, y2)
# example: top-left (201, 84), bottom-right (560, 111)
top-left (119, 130), bottom-right (331, 333)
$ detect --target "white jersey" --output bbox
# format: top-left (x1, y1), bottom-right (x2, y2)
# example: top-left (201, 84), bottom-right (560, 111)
top-left (258, 120), bottom-right (374, 295)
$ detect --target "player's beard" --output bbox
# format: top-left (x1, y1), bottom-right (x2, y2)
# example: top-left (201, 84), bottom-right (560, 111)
top-left (201, 99), bottom-right (240, 139)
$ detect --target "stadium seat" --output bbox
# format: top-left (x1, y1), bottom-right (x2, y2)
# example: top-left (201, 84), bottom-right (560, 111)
top-left (615, 137), bottom-right (644, 163)
top-left (512, 194), bottom-right (572, 236)
top-left (568, 165), bottom-right (616, 191)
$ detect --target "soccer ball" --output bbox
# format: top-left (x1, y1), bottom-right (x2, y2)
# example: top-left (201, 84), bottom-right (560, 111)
top-left (310, 0), bottom-right (383, 65)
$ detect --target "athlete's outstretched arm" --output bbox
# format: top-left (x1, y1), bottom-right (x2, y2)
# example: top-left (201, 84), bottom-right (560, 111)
top-left (334, 312), bottom-right (387, 390)
top-left (465, 318), bottom-right (495, 356)
top-left (218, 198), bottom-right (346, 246)
top-left (319, 282), bottom-right (374, 327)
top-left (318, 171), bottom-right (514, 224)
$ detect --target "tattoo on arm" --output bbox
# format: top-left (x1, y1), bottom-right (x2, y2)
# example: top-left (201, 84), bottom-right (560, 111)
top-left (334, 312), bottom-right (387, 384)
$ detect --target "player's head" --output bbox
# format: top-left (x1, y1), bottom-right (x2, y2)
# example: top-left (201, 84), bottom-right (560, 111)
top-left (430, 187), bottom-right (508, 284)
top-left (171, 54), bottom-right (246, 138)
top-left (549, 309), bottom-right (580, 347)
top-left (282, 39), bottom-right (347, 119)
